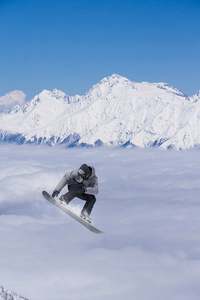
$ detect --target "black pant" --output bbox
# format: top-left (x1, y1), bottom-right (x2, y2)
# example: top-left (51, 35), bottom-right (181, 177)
top-left (62, 183), bottom-right (96, 216)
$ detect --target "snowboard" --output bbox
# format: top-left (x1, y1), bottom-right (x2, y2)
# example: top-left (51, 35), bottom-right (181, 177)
top-left (42, 191), bottom-right (103, 234)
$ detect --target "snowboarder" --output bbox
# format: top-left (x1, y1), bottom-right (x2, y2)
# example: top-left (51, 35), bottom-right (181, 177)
top-left (52, 164), bottom-right (98, 223)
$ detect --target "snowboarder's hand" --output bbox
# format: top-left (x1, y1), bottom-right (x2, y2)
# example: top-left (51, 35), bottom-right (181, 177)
top-left (52, 190), bottom-right (59, 198)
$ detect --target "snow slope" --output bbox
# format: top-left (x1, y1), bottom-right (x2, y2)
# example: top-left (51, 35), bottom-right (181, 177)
top-left (0, 74), bottom-right (200, 149)
top-left (0, 285), bottom-right (28, 300)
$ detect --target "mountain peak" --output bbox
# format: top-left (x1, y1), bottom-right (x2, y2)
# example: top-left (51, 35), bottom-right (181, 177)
top-left (190, 90), bottom-right (200, 102)
top-left (155, 82), bottom-right (188, 98)
top-left (0, 74), bottom-right (199, 149)
top-left (99, 74), bottom-right (132, 85)
top-left (36, 88), bottom-right (68, 99)
top-left (85, 74), bottom-right (135, 100)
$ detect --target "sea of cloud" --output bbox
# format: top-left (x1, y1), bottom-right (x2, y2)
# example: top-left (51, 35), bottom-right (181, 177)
top-left (0, 144), bottom-right (200, 300)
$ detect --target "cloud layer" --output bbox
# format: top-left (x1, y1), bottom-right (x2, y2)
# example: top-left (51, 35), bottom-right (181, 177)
top-left (0, 145), bottom-right (200, 300)
top-left (0, 91), bottom-right (26, 111)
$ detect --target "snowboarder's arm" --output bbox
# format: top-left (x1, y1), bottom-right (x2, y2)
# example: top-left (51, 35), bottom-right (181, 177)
top-left (85, 177), bottom-right (99, 195)
top-left (54, 170), bottom-right (82, 194)
top-left (54, 176), bottom-right (68, 193)
top-left (54, 171), bottom-right (72, 193)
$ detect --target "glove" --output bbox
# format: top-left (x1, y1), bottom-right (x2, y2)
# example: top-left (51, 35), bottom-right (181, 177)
top-left (52, 190), bottom-right (59, 198)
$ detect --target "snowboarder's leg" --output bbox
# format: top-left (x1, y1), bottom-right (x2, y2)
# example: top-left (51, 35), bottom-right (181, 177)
top-left (59, 192), bottom-right (74, 205)
top-left (59, 183), bottom-right (85, 205)
top-left (77, 194), bottom-right (96, 223)
top-left (59, 184), bottom-right (96, 222)
top-left (80, 194), bottom-right (96, 216)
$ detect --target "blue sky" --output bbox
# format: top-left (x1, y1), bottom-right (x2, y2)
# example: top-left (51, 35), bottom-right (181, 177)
top-left (0, 0), bottom-right (200, 101)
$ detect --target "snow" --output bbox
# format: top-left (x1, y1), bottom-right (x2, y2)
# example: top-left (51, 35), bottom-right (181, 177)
top-left (1, 144), bottom-right (200, 300)
top-left (0, 285), bottom-right (28, 300)
top-left (0, 74), bottom-right (200, 149)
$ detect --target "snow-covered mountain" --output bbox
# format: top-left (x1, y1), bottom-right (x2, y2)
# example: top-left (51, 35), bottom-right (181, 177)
top-left (0, 74), bottom-right (200, 149)
top-left (0, 285), bottom-right (28, 300)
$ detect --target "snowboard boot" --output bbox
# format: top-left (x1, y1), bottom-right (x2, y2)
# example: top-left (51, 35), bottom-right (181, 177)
top-left (59, 195), bottom-right (69, 206)
top-left (80, 211), bottom-right (91, 223)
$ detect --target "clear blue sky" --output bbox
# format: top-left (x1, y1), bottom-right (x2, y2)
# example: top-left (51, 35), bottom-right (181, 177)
top-left (0, 0), bottom-right (200, 100)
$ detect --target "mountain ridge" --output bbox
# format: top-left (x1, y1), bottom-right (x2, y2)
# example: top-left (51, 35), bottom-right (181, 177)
top-left (0, 285), bottom-right (28, 300)
top-left (0, 74), bottom-right (200, 149)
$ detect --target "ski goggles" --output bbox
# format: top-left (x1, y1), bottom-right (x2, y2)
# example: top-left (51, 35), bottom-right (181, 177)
top-left (78, 170), bottom-right (86, 177)
top-left (80, 173), bottom-right (89, 178)
top-left (78, 170), bottom-right (89, 178)
top-left (80, 173), bottom-right (86, 178)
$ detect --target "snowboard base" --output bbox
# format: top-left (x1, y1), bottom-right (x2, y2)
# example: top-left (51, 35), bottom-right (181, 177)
top-left (42, 191), bottom-right (103, 234)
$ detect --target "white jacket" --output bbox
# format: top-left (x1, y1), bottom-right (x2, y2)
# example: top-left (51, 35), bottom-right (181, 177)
top-left (54, 166), bottom-right (99, 195)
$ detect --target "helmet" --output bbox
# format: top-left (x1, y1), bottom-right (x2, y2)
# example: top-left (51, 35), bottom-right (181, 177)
top-left (78, 164), bottom-right (90, 177)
